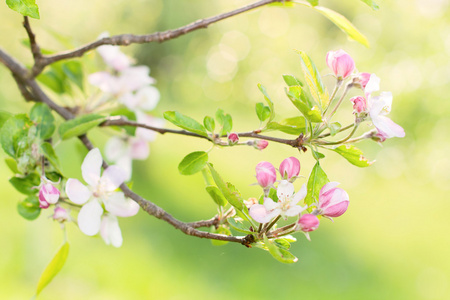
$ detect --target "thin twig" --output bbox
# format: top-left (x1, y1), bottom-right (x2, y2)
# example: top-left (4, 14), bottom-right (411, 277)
top-left (23, 17), bottom-right (42, 62)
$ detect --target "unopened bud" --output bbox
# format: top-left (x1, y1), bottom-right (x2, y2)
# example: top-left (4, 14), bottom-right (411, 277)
top-left (318, 182), bottom-right (349, 218)
top-left (296, 214), bottom-right (320, 232)
top-left (52, 206), bottom-right (70, 223)
top-left (326, 50), bottom-right (355, 79)
top-left (252, 140), bottom-right (268, 150)
top-left (39, 183), bottom-right (60, 209)
top-left (255, 161), bottom-right (276, 189)
top-left (279, 157), bottom-right (300, 181)
top-left (227, 132), bottom-right (239, 145)
top-left (350, 96), bottom-right (367, 114)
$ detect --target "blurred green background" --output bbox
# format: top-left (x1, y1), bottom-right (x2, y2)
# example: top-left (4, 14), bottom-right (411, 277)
top-left (1, 0), bottom-right (450, 299)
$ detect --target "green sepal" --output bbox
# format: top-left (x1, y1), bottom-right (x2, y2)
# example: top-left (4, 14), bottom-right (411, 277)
top-left (263, 234), bottom-right (298, 264)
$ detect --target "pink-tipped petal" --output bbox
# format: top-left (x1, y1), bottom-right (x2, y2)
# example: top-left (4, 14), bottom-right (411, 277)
top-left (65, 178), bottom-right (91, 205)
top-left (97, 45), bottom-right (131, 71)
top-left (82, 148), bottom-right (103, 187)
top-left (326, 50), bottom-right (355, 79)
top-left (100, 214), bottom-right (123, 247)
top-left (101, 166), bottom-right (127, 191)
top-left (104, 192), bottom-right (140, 217)
top-left (279, 157), bottom-right (300, 180)
top-left (319, 182), bottom-right (340, 199)
top-left (323, 201), bottom-right (349, 218)
top-left (255, 161), bottom-right (277, 188)
top-left (78, 200), bottom-right (103, 236)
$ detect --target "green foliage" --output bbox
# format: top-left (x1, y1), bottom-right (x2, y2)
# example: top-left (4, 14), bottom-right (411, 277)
top-left (9, 172), bottom-right (40, 195)
top-left (62, 61), bottom-right (84, 92)
top-left (6, 0), bottom-right (40, 19)
top-left (360, 0), bottom-right (379, 10)
top-left (37, 61), bottom-right (84, 94)
top-left (203, 116), bottom-right (215, 133)
top-left (257, 84), bottom-right (275, 123)
top-left (163, 111), bottom-right (208, 137)
top-left (0, 111), bottom-right (12, 129)
top-left (0, 114), bottom-right (33, 158)
top-left (40, 142), bottom-right (61, 172)
top-left (17, 195), bottom-right (41, 220)
top-left (328, 122), bottom-right (342, 136)
top-left (215, 108), bottom-right (232, 135)
top-left (282, 74), bottom-right (303, 87)
top-left (178, 151), bottom-right (208, 175)
top-left (255, 102), bottom-right (271, 123)
top-left (59, 114), bottom-right (106, 140)
top-left (313, 7), bottom-right (369, 47)
top-left (331, 145), bottom-right (373, 167)
top-left (227, 218), bottom-right (253, 234)
top-left (285, 86), bottom-right (322, 122)
top-left (35, 241), bottom-right (70, 296)
top-left (4, 158), bottom-right (20, 174)
top-left (30, 103), bottom-right (55, 140)
top-left (263, 235), bottom-right (298, 264)
top-left (109, 108), bottom-right (137, 136)
top-left (306, 0), bottom-right (319, 6)
top-left (305, 162), bottom-right (329, 206)
top-left (265, 116), bottom-right (306, 135)
top-left (207, 163), bottom-right (244, 211)
top-left (205, 185), bottom-right (227, 207)
top-left (210, 226), bottom-right (231, 246)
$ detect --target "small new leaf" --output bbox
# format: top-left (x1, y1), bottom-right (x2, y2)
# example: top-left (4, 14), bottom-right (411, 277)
top-left (59, 114), bottom-right (106, 140)
top-left (178, 151), bottom-right (208, 175)
top-left (6, 0), bottom-right (40, 19)
top-left (263, 235), bottom-right (298, 264)
top-left (282, 74), bottom-right (303, 87)
top-left (40, 142), bottom-right (61, 173)
top-left (255, 103), bottom-right (271, 122)
top-left (163, 111), bottom-right (208, 137)
top-left (257, 84), bottom-right (275, 123)
top-left (331, 145), bottom-right (374, 167)
top-left (9, 172), bottom-right (40, 195)
top-left (203, 116), bottom-right (215, 132)
top-left (360, 0), bottom-right (379, 10)
top-left (205, 185), bottom-right (227, 207)
top-left (30, 103), bottom-right (55, 140)
top-left (305, 162), bottom-right (329, 206)
top-left (207, 163), bottom-right (244, 211)
top-left (17, 195), bottom-right (40, 220)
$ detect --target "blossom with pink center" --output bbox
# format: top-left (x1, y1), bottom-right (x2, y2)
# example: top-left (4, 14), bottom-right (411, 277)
top-left (255, 161), bottom-right (277, 189)
top-left (97, 45), bottom-right (131, 72)
top-left (350, 96), bottom-right (367, 114)
top-left (279, 157), bottom-right (300, 181)
top-left (52, 206), bottom-right (70, 223)
top-left (318, 182), bottom-right (349, 218)
top-left (39, 182), bottom-right (60, 209)
top-left (326, 50), bottom-right (355, 79)
top-left (65, 148), bottom-right (140, 247)
top-left (296, 214), bottom-right (320, 232)
top-left (249, 180), bottom-right (307, 223)
top-left (227, 132), bottom-right (239, 145)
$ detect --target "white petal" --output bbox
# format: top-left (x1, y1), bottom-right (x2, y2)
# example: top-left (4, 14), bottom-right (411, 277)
top-left (134, 86), bottom-right (160, 111)
top-left (97, 45), bottom-right (130, 71)
top-left (88, 72), bottom-right (118, 93)
top-left (65, 178), bottom-right (91, 205)
top-left (263, 197), bottom-right (279, 211)
top-left (82, 148), bottom-right (103, 187)
top-left (101, 166), bottom-right (127, 191)
top-left (114, 156), bottom-right (133, 182)
top-left (249, 204), bottom-right (273, 224)
top-left (100, 214), bottom-right (123, 247)
top-left (285, 205), bottom-right (307, 217)
top-left (105, 137), bottom-right (129, 162)
top-left (277, 180), bottom-right (295, 200)
top-left (135, 112), bottom-right (165, 141)
top-left (291, 184), bottom-right (307, 205)
top-left (130, 138), bottom-right (149, 160)
top-left (104, 192), bottom-right (140, 217)
top-left (372, 116), bottom-right (405, 138)
top-left (78, 200), bottom-right (103, 236)
top-left (365, 73), bottom-right (380, 95)
top-left (119, 66), bottom-right (154, 92)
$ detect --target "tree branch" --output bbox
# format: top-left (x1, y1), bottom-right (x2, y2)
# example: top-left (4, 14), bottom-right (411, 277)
top-left (23, 17), bottom-right (42, 62)
top-left (33, 0), bottom-right (286, 75)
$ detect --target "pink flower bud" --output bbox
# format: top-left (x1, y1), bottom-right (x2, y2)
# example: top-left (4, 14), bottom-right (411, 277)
top-left (254, 140), bottom-right (268, 150)
top-left (279, 157), bottom-right (300, 181)
top-left (296, 214), bottom-right (320, 232)
top-left (53, 206), bottom-right (70, 223)
top-left (372, 131), bottom-right (388, 143)
top-left (39, 183), bottom-right (60, 209)
top-left (318, 182), bottom-right (349, 218)
top-left (326, 50), bottom-right (355, 79)
top-left (350, 96), bottom-right (367, 114)
top-left (227, 132), bottom-right (239, 145)
top-left (358, 72), bottom-right (371, 89)
top-left (255, 161), bottom-right (277, 188)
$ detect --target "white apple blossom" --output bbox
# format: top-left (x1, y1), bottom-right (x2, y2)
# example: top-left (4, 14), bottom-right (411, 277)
top-left (65, 148), bottom-right (140, 247)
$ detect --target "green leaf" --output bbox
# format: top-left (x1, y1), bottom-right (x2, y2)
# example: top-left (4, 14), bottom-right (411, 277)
top-left (296, 50), bottom-right (329, 109)
top-left (45, 171), bottom-right (63, 182)
top-left (37, 62), bottom-right (72, 95)
top-left (269, 1), bottom-right (294, 7)
top-left (313, 6), bottom-right (370, 47)
top-left (331, 145), bottom-right (374, 167)
top-left (30, 103), bottom-right (55, 140)
top-left (0, 114), bottom-right (33, 158)
top-left (205, 185), bottom-right (227, 207)
top-left (306, 0), bottom-right (319, 6)
top-left (178, 151), bottom-right (208, 175)
top-left (0, 111), bottom-right (12, 129)
top-left (40, 142), bottom-right (61, 172)
top-left (255, 103), bottom-right (271, 123)
top-left (305, 162), bottom-right (329, 206)
top-left (257, 84), bottom-right (275, 123)
top-left (35, 241), bottom-right (70, 296)
top-left (9, 172), bottom-right (40, 195)
top-left (282, 74), bottom-right (303, 87)
top-left (59, 114), bottom-right (106, 140)
top-left (360, 0), bottom-right (379, 10)
top-left (207, 163), bottom-right (244, 211)
top-left (227, 218), bottom-right (253, 234)
top-left (17, 195), bottom-right (41, 220)
top-left (62, 61), bottom-right (84, 92)
top-left (264, 235), bottom-right (298, 264)
top-left (210, 226), bottom-right (231, 246)
top-left (5, 158), bottom-right (20, 174)
top-left (285, 86), bottom-right (322, 122)
top-left (163, 111), bottom-right (208, 137)
top-left (220, 113), bottom-right (232, 136)
top-left (109, 108), bottom-right (137, 136)
top-left (274, 238), bottom-right (291, 250)
top-left (311, 148), bottom-right (325, 160)
top-left (6, 0), bottom-right (40, 19)
top-left (203, 116), bottom-right (215, 132)
top-left (329, 122), bottom-right (342, 136)
top-left (265, 121), bottom-right (305, 135)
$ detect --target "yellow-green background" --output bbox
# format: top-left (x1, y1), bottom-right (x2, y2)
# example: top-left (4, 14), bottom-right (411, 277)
top-left (1, 0), bottom-right (449, 299)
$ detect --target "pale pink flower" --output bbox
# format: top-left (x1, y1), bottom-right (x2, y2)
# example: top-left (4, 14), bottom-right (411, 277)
top-left (39, 182), bottom-right (60, 209)
top-left (249, 180), bottom-right (307, 223)
top-left (357, 72), bottom-right (371, 89)
top-left (369, 92), bottom-right (405, 138)
top-left (255, 161), bottom-right (277, 188)
top-left (350, 96), bottom-right (367, 114)
top-left (364, 73), bottom-right (381, 96)
top-left (97, 45), bottom-right (131, 72)
top-left (121, 86), bottom-right (160, 112)
top-left (100, 214), bottom-right (123, 247)
top-left (52, 206), bottom-right (70, 223)
top-left (318, 182), bottom-right (349, 218)
top-left (279, 157), bottom-right (300, 181)
top-left (65, 148), bottom-right (140, 247)
top-left (326, 50), bottom-right (355, 79)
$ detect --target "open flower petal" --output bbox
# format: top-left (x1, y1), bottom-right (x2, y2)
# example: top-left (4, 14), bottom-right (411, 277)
top-left (372, 115), bottom-right (406, 138)
top-left (285, 205), bottom-right (307, 217)
top-left (249, 204), bottom-right (278, 224)
top-left (101, 214), bottom-right (123, 247)
top-left (65, 178), bottom-right (91, 205)
top-left (82, 148), bottom-right (103, 187)
top-left (104, 192), bottom-right (140, 217)
top-left (101, 166), bottom-right (127, 191)
top-left (78, 200), bottom-right (103, 236)
top-left (291, 184), bottom-right (307, 205)
top-left (277, 180), bottom-right (295, 200)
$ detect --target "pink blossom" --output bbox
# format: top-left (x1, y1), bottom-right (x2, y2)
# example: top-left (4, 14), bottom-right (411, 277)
top-left (227, 132), bottom-right (239, 145)
top-left (52, 206), bottom-right (70, 223)
top-left (254, 140), bottom-right (268, 150)
top-left (255, 161), bottom-right (277, 188)
top-left (97, 45), bottom-right (131, 72)
top-left (369, 92), bottom-right (405, 139)
top-left (39, 183), bottom-right (60, 209)
top-left (296, 214), bottom-right (320, 232)
top-left (318, 182), bottom-right (349, 218)
top-left (358, 72), bottom-right (371, 89)
top-left (350, 96), bottom-right (367, 114)
top-left (279, 157), bottom-right (300, 181)
top-left (326, 50), bottom-right (355, 79)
